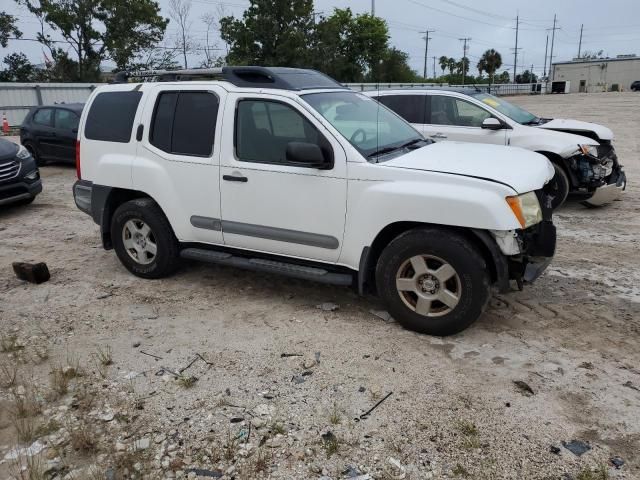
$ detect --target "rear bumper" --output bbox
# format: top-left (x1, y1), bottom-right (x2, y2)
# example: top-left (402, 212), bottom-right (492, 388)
top-left (73, 179), bottom-right (93, 215)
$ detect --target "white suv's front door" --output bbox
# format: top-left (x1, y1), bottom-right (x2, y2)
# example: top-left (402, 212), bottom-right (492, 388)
top-left (424, 94), bottom-right (507, 145)
top-left (219, 94), bottom-right (347, 263)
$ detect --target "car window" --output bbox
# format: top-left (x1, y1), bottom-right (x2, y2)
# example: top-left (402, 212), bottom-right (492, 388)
top-left (376, 95), bottom-right (426, 124)
top-left (235, 99), bottom-right (325, 165)
top-left (430, 96), bottom-right (492, 127)
top-left (54, 109), bottom-right (79, 130)
top-left (150, 91), bottom-right (219, 156)
top-left (85, 91), bottom-right (142, 143)
top-left (32, 109), bottom-right (53, 126)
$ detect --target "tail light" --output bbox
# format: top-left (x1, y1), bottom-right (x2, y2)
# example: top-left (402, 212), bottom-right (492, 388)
top-left (75, 140), bottom-right (81, 179)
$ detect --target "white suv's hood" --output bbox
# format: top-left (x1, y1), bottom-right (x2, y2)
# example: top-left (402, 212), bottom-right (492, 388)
top-left (383, 142), bottom-right (555, 194)
top-left (536, 118), bottom-right (614, 141)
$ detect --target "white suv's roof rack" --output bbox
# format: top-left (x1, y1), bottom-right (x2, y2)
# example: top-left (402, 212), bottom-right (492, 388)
top-left (112, 66), bottom-right (349, 91)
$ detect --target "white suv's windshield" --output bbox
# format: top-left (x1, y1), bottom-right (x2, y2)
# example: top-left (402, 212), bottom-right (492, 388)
top-left (471, 93), bottom-right (539, 125)
top-left (302, 91), bottom-right (424, 159)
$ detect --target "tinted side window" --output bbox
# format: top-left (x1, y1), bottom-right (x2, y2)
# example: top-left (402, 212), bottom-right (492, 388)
top-left (85, 91), bottom-right (142, 142)
top-left (54, 109), bottom-right (79, 130)
top-left (430, 96), bottom-right (492, 127)
top-left (33, 109), bottom-right (53, 126)
top-left (377, 95), bottom-right (425, 124)
top-left (236, 100), bottom-right (324, 165)
top-left (150, 91), bottom-right (218, 156)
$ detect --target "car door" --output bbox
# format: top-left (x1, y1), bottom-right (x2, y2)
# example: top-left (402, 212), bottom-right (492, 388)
top-left (53, 108), bottom-right (80, 163)
top-left (424, 94), bottom-right (507, 145)
top-left (134, 85), bottom-right (225, 246)
top-left (375, 93), bottom-right (427, 133)
top-left (30, 108), bottom-right (56, 161)
top-left (219, 93), bottom-right (347, 263)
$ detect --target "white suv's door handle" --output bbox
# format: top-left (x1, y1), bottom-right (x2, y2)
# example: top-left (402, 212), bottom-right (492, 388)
top-left (430, 133), bottom-right (448, 139)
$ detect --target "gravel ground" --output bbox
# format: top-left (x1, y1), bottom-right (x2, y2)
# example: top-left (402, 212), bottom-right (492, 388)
top-left (0, 92), bottom-right (638, 479)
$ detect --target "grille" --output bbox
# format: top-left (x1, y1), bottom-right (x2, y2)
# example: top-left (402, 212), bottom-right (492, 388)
top-left (0, 159), bottom-right (20, 182)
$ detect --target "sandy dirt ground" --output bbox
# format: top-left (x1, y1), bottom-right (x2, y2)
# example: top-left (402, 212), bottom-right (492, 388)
top-left (0, 92), bottom-right (638, 479)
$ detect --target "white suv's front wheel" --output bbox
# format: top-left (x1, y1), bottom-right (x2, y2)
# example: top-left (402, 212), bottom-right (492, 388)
top-left (111, 198), bottom-right (180, 279)
top-left (376, 228), bottom-right (490, 336)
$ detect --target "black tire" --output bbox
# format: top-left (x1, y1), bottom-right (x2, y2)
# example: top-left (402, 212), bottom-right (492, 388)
top-left (24, 143), bottom-right (43, 166)
top-left (375, 228), bottom-right (490, 336)
top-left (545, 163), bottom-right (570, 210)
top-left (111, 198), bottom-right (180, 279)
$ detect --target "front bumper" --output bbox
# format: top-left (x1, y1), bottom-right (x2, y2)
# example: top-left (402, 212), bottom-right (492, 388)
top-left (583, 168), bottom-right (626, 206)
top-left (0, 179), bottom-right (42, 206)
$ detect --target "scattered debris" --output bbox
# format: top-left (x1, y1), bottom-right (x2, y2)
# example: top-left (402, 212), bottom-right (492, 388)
top-left (321, 431), bottom-right (336, 444)
top-left (291, 375), bottom-right (306, 384)
top-left (316, 302), bottom-right (339, 311)
top-left (140, 350), bottom-right (162, 360)
top-left (550, 445), bottom-right (561, 455)
top-left (133, 438), bottom-right (150, 451)
top-left (357, 391), bottom-right (393, 420)
top-left (185, 468), bottom-right (223, 478)
top-left (12, 261), bottom-right (50, 284)
top-left (97, 292), bottom-right (113, 299)
top-left (230, 417), bottom-right (244, 424)
top-left (562, 440), bottom-right (591, 456)
top-left (132, 341), bottom-right (141, 348)
top-left (281, 353), bottom-right (303, 358)
top-left (4, 440), bottom-right (46, 460)
top-left (623, 380), bottom-right (640, 391)
top-left (370, 309), bottom-right (395, 323)
top-left (578, 361), bottom-right (594, 370)
top-left (383, 457), bottom-right (406, 480)
top-left (610, 456), bottom-right (625, 469)
top-left (358, 386), bottom-right (366, 393)
top-left (513, 380), bottom-right (535, 396)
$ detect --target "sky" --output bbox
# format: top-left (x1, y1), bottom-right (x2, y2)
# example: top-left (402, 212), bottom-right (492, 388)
top-left (4, 0), bottom-right (640, 79)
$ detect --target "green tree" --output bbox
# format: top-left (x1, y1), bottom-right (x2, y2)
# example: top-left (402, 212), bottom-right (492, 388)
top-left (0, 12), bottom-right (22, 47)
top-left (497, 70), bottom-right (510, 84)
top-left (516, 69), bottom-right (537, 84)
top-left (438, 55), bottom-right (448, 76)
top-left (0, 53), bottom-right (38, 81)
top-left (220, 0), bottom-right (315, 67)
top-left (456, 57), bottom-right (469, 76)
top-left (315, 8), bottom-right (389, 82)
top-left (18, 0), bottom-right (168, 80)
top-left (446, 57), bottom-right (456, 76)
top-left (478, 49), bottom-right (502, 89)
top-left (375, 47), bottom-right (419, 83)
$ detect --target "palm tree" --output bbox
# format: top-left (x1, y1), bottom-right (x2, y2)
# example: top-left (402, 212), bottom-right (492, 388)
top-left (479, 49), bottom-right (503, 90)
top-left (477, 58), bottom-right (486, 78)
top-left (439, 55), bottom-right (449, 76)
top-left (447, 57), bottom-right (456, 76)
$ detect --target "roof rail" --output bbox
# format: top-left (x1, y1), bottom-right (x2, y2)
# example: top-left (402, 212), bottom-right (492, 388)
top-left (112, 66), bottom-right (347, 91)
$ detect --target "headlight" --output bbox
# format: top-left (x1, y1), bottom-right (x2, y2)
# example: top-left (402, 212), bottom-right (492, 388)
top-left (578, 144), bottom-right (598, 157)
top-left (506, 192), bottom-right (542, 229)
top-left (16, 145), bottom-right (31, 160)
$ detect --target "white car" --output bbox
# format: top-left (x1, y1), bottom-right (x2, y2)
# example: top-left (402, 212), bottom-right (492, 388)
top-left (366, 88), bottom-right (626, 209)
top-left (73, 67), bottom-right (556, 336)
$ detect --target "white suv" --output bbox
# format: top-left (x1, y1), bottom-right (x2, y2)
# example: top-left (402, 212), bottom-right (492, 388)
top-left (367, 88), bottom-right (626, 209)
top-left (73, 67), bottom-right (556, 336)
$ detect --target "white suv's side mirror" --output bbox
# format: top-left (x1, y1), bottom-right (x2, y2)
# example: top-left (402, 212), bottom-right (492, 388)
top-left (481, 118), bottom-right (503, 130)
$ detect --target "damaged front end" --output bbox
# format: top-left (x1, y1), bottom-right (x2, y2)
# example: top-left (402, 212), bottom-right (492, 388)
top-left (567, 142), bottom-right (626, 206)
top-left (489, 189), bottom-right (556, 292)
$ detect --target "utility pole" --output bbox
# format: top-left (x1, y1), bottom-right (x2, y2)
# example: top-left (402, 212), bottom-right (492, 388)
top-left (512, 15), bottom-right (521, 83)
top-left (420, 30), bottom-right (434, 79)
top-left (433, 56), bottom-right (437, 79)
top-left (312, 11), bottom-right (324, 24)
top-left (371, 0), bottom-right (375, 16)
top-left (549, 14), bottom-right (558, 82)
top-left (578, 24), bottom-right (584, 58)
top-left (543, 33), bottom-right (549, 77)
top-left (459, 37), bottom-right (471, 85)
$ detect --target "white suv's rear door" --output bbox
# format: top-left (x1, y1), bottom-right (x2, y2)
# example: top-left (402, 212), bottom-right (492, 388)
top-left (133, 84), bottom-right (225, 245)
top-left (425, 94), bottom-right (507, 145)
top-left (219, 93), bottom-right (347, 263)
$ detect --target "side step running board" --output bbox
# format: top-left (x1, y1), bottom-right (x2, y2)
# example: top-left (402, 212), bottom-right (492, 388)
top-left (180, 248), bottom-right (353, 286)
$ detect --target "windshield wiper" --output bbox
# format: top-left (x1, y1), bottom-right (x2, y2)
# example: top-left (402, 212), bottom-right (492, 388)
top-left (367, 138), bottom-right (423, 159)
top-left (522, 117), bottom-right (542, 125)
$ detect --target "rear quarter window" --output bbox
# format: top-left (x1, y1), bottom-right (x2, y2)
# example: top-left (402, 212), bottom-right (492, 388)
top-left (84, 91), bottom-right (142, 142)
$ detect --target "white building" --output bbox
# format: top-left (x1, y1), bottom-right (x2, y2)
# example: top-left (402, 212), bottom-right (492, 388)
top-left (551, 55), bottom-right (640, 93)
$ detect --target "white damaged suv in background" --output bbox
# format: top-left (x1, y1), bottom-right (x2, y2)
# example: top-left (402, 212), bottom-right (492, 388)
top-left (367, 88), bottom-right (626, 209)
top-left (73, 67), bottom-right (557, 336)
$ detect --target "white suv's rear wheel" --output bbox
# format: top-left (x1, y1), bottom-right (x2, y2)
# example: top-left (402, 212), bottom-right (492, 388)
top-left (111, 198), bottom-right (180, 279)
top-left (376, 228), bottom-right (490, 336)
